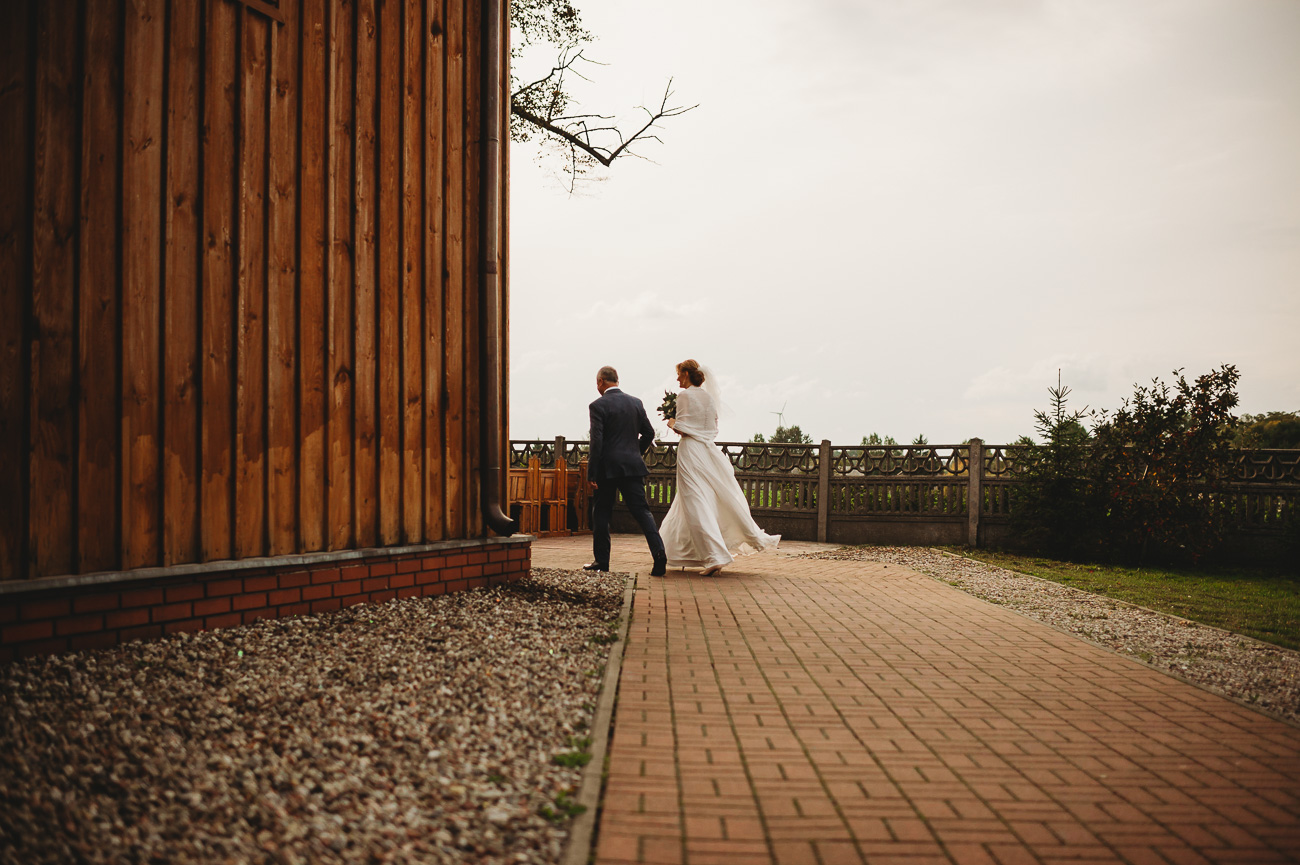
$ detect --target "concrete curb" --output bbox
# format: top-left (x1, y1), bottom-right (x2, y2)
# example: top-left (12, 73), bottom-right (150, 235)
top-left (561, 571), bottom-right (636, 865)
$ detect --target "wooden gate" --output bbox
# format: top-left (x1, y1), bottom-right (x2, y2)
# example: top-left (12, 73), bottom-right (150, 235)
top-left (507, 458), bottom-right (590, 536)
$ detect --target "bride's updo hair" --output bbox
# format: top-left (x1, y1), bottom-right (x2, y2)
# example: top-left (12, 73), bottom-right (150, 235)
top-left (676, 359), bottom-right (706, 387)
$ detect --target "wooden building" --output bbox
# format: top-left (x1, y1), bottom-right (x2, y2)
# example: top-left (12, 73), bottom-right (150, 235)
top-left (0, 0), bottom-right (524, 661)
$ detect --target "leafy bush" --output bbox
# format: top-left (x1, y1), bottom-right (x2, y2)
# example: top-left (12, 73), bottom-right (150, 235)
top-left (1091, 365), bottom-right (1240, 564)
top-left (1013, 365), bottom-right (1241, 565)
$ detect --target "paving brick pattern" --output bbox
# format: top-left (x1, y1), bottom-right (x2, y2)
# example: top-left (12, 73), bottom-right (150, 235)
top-left (531, 536), bottom-right (1300, 865)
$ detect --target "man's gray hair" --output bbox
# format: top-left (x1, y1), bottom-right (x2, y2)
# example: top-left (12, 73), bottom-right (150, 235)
top-left (597, 365), bottom-right (619, 384)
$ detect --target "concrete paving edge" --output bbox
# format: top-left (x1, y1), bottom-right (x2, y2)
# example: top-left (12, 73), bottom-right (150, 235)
top-left (561, 572), bottom-right (636, 865)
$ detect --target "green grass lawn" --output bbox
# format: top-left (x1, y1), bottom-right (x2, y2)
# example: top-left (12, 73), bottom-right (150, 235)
top-left (947, 549), bottom-right (1300, 652)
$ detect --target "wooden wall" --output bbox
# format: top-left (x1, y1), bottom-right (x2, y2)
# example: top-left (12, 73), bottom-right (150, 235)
top-left (0, 0), bottom-right (504, 581)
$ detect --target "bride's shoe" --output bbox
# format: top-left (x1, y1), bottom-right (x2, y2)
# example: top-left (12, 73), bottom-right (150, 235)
top-left (700, 564), bottom-right (724, 576)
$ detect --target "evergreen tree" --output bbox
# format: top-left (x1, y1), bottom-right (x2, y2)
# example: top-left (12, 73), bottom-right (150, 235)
top-left (1012, 380), bottom-right (1098, 558)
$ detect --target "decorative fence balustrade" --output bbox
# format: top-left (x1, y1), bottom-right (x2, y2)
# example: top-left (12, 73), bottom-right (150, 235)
top-left (509, 439), bottom-right (1300, 554)
top-left (1223, 450), bottom-right (1300, 537)
top-left (827, 445), bottom-right (972, 532)
top-left (980, 444), bottom-right (1031, 522)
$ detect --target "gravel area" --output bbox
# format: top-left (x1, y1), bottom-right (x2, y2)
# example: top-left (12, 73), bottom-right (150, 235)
top-left (794, 546), bottom-right (1300, 726)
top-left (0, 568), bottom-right (626, 865)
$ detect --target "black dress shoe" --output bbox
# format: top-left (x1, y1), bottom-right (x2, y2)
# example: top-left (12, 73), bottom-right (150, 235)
top-left (650, 556), bottom-right (667, 577)
top-left (583, 562), bottom-right (608, 572)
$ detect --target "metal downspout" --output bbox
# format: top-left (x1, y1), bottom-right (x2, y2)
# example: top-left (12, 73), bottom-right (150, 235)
top-left (481, 0), bottom-right (518, 536)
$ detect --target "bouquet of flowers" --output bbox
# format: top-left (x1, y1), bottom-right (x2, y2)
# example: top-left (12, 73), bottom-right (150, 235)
top-left (657, 390), bottom-right (677, 421)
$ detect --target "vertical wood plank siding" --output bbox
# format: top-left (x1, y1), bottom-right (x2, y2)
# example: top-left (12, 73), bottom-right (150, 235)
top-left (267, 0), bottom-right (301, 557)
top-left (422, 0), bottom-right (446, 542)
top-left (30, 0), bottom-right (81, 579)
top-left (163, 0), bottom-right (203, 566)
top-left (235, 7), bottom-right (269, 560)
top-left (80, 0), bottom-right (125, 574)
top-left (120, 0), bottom-right (167, 571)
top-left (354, 0), bottom-right (379, 549)
top-left (327, 0), bottom-right (355, 552)
top-left (442, 0), bottom-right (464, 540)
top-left (298, 0), bottom-right (328, 554)
top-left (0, 0), bottom-right (501, 581)
top-left (0, 3), bottom-right (32, 579)
top-left (202, 0), bottom-right (238, 564)
top-left (377, 0), bottom-right (402, 549)
top-left (400, 0), bottom-right (426, 544)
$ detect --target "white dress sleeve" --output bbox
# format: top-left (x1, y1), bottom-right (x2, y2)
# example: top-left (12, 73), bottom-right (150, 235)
top-left (672, 387), bottom-right (718, 441)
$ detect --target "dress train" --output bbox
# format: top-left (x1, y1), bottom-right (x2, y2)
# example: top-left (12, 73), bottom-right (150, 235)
top-left (660, 386), bottom-right (780, 570)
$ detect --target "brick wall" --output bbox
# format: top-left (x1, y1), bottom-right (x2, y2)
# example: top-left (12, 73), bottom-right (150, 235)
top-left (0, 539), bottom-right (532, 663)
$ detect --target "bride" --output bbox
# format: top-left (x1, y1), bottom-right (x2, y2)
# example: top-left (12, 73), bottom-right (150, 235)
top-left (661, 359), bottom-right (780, 576)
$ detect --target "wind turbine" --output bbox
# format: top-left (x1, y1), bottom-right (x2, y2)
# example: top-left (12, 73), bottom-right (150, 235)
top-left (770, 401), bottom-right (787, 428)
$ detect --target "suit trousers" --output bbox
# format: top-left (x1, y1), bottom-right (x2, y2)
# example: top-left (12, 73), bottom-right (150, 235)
top-left (591, 475), bottom-right (666, 567)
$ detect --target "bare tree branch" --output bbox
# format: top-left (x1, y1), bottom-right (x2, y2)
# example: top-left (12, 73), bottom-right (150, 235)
top-left (511, 47), bottom-right (592, 102)
top-left (510, 3), bottom-right (696, 192)
top-left (511, 78), bottom-right (698, 169)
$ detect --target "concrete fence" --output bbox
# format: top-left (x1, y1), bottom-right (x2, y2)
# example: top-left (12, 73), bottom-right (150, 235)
top-left (510, 439), bottom-right (1299, 557)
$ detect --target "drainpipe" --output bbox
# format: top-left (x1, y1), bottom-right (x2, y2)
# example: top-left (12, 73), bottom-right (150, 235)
top-left (481, 0), bottom-right (518, 535)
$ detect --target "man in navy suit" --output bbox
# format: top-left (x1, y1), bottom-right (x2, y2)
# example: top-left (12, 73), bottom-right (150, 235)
top-left (586, 366), bottom-right (667, 576)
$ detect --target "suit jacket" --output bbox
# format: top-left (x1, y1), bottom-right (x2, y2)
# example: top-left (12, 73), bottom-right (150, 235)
top-left (588, 388), bottom-right (656, 484)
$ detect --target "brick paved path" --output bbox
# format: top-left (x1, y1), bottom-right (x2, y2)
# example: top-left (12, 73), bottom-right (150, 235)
top-left (531, 535), bottom-right (1300, 865)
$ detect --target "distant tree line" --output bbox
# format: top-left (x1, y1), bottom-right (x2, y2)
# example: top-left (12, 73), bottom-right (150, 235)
top-left (750, 425), bottom-right (813, 444)
top-left (748, 428), bottom-right (936, 446)
top-left (1233, 411), bottom-right (1300, 450)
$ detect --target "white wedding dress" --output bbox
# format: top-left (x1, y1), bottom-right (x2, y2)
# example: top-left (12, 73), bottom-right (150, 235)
top-left (660, 385), bottom-right (780, 570)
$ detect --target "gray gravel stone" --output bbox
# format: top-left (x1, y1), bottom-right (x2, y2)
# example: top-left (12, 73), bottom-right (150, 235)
top-left (0, 567), bottom-right (625, 865)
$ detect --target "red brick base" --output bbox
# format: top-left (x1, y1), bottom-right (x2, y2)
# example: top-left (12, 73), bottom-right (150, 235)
top-left (0, 538), bottom-right (532, 663)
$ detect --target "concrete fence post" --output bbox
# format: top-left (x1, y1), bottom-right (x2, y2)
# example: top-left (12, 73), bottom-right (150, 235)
top-left (967, 437), bottom-right (983, 547)
top-left (817, 440), bottom-right (832, 543)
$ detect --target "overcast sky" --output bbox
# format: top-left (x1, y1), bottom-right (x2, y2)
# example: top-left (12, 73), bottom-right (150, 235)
top-left (507, 0), bottom-right (1300, 446)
